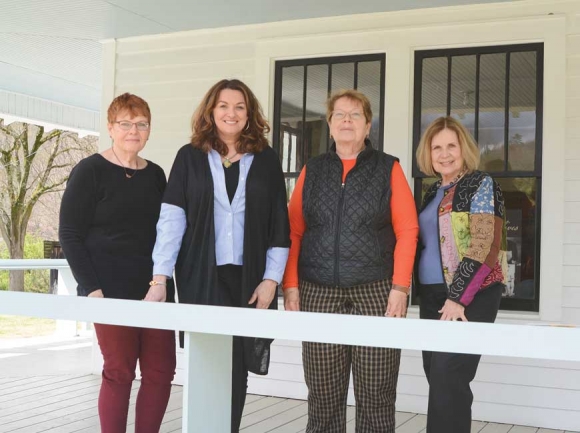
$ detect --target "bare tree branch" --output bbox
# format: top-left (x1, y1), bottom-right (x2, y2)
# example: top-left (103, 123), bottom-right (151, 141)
top-left (0, 119), bottom-right (96, 291)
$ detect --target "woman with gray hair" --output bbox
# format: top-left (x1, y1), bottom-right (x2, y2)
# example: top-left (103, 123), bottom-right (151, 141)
top-left (283, 89), bottom-right (418, 432)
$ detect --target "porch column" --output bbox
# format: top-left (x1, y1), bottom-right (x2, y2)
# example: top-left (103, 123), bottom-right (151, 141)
top-left (182, 332), bottom-right (233, 433)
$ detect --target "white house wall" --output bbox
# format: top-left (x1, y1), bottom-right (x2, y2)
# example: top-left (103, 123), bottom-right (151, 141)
top-left (102, 0), bottom-right (580, 429)
top-left (564, 16), bottom-right (580, 326)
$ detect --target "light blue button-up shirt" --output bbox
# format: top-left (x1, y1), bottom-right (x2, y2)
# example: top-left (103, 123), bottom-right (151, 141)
top-left (153, 149), bottom-right (289, 283)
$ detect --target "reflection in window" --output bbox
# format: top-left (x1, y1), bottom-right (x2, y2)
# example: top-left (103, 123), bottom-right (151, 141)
top-left (284, 177), bottom-right (298, 202)
top-left (274, 54), bottom-right (385, 197)
top-left (358, 61), bottom-right (382, 145)
top-left (281, 126), bottom-right (299, 173)
top-left (420, 57), bottom-right (448, 136)
top-left (413, 44), bottom-right (543, 312)
top-left (498, 177), bottom-right (537, 300)
top-left (450, 55), bottom-right (476, 136)
top-left (279, 66), bottom-right (304, 173)
top-left (479, 53), bottom-right (506, 169)
top-left (508, 52), bottom-right (537, 172)
top-left (306, 64), bottom-right (329, 161)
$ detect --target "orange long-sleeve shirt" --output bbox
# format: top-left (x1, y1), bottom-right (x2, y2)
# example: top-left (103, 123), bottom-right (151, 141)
top-left (283, 160), bottom-right (419, 289)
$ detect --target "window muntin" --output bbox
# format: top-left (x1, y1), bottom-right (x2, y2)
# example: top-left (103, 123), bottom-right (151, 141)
top-left (273, 54), bottom-right (386, 193)
top-left (412, 44), bottom-right (543, 312)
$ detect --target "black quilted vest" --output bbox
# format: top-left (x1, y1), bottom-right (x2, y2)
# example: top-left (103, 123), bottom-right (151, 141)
top-left (300, 141), bottom-right (397, 287)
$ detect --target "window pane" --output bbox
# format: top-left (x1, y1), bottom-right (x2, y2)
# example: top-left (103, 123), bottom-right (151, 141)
top-left (413, 45), bottom-right (542, 312)
top-left (285, 177), bottom-right (298, 202)
top-left (478, 53), bottom-right (506, 172)
top-left (421, 57), bottom-right (448, 136)
top-left (417, 178), bottom-right (439, 201)
top-left (331, 62), bottom-right (355, 93)
top-left (280, 66), bottom-right (304, 173)
top-left (508, 52), bottom-right (537, 172)
top-left (281, 128), bottom-right (299, 173)
top-left (497, 177), bottom-right (537, 300)
top-left (305, 64), bottom-right (329, 160)
top-left (276, 55), bottom-right (384, 173)
top-left (358, 61), bottom-right (382, 148)
top-left (450, 55), bottom-right (476, 137)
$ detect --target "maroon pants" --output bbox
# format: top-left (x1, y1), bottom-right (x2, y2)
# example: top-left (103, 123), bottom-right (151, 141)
top-left (94, 324), bottom-right (176, 433)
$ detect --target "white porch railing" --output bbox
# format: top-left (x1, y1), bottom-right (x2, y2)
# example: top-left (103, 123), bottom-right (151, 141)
top-left (0, 259), bottom-right (579, 432)
top-left (0, 259), bottom-right (80, 336)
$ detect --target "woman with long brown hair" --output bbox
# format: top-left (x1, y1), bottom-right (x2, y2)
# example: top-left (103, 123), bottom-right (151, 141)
top-left (150, 79), bottom-right (290, 432)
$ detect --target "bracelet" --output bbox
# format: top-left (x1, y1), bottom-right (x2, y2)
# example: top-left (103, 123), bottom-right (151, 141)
top-left (149, 280), bottom-right (167, 287)
top-left (391, 286), bottom-right (410, 295)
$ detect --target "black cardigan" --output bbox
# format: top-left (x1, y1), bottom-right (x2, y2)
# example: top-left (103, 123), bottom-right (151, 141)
top-left (162, 144), bottom-right (290, 373)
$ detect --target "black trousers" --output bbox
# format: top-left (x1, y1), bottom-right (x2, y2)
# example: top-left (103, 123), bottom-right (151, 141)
top-left (217, 265), bottom-right (248, 433)
top-left (419, 282), bottom-right (503, 433)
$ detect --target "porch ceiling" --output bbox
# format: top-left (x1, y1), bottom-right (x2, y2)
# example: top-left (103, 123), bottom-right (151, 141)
top-left (0, 0), bottom-right (518, 111)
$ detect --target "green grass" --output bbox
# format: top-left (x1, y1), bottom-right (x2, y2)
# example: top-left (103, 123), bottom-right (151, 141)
top-left (0, 315), bottom-right (56, 338)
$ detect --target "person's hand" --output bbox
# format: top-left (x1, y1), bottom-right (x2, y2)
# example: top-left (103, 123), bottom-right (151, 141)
top-left (249, 279), bottom-right (278, 309)
top-left (439, 299), bottom-right (468, 321)
top-left (283, 287), bottom-right (300, 311)
top-left (385, 285), bottom-right (408, 318)
top-left (88, 289), bottom-right (104, 298)
top-left (144, 275), bottom-right (167, 302)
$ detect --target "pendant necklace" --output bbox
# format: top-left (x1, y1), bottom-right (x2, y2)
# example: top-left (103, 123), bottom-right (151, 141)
top-left (222, 152), bottom-right (239, 169)
top-left (111, 147), bottom-right (138, 179)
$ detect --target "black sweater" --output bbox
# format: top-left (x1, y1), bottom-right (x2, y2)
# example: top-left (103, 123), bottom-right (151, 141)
top-left (59, 154), bottom-right (174, 301)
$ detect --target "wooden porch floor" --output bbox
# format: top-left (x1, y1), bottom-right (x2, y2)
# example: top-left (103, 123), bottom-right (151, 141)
top-left (0, 374), bottom-right (577, 433)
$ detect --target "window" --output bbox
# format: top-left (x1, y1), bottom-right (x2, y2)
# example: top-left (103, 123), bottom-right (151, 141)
top-left (412, 43), bottom-right (543, 312)
top-left (273, 54), bottom-right (386, 196)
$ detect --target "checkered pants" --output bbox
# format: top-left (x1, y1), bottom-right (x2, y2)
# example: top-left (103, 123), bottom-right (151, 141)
top-left (300, 279), bottom-right (401, 433)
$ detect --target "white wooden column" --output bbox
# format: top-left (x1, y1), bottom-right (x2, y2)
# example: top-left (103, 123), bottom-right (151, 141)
top-left (182, 332), bottom-right (233, 433)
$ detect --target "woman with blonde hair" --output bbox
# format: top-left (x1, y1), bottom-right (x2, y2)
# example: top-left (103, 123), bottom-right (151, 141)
top-left (415, 116), bottom-right (507, 432)
top-left (151, 79), bottom-right (290, 432)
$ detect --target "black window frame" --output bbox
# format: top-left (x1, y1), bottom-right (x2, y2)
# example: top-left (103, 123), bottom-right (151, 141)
top-left (272, 53), bottom-right (387, 178)
top-left (412, 43), bottom-right (544, 312)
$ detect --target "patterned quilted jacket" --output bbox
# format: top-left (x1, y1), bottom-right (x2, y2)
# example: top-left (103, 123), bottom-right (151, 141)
top-left (420, 171), bottom-right (507, 306)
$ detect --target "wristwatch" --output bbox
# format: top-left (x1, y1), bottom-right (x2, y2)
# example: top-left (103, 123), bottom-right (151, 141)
top-left (149, 280), bottom-right (167, 287)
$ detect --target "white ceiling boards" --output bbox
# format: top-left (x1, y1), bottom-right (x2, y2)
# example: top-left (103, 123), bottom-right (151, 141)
top-left (0, 0), bottom-right (517, 111)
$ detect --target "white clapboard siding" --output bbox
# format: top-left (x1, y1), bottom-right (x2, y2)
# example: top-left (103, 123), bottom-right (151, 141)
top-left (567, 138), bottom-right (580, 159)
top-left (563, 18), bottom-right (580, 325)
top-left (116, 77), bottom-right (253, 103)
top-left (564, 203), bottom-right (580, 222)
top-left (538, 26), bottom-right (579, 404)
top-left (565, 180), bottom-right (580, 200)
top-left (115, 60), bottom-right (256, 86)
top-left (115, 44), bottom-right (256, 71)
top-left (563, 287), bottom-right (580, 308)
top-left (103, 0), bottom-right (580, 430)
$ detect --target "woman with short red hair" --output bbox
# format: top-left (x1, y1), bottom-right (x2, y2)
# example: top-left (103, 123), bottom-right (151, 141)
top-left (60, 93), bottom-right (176, 433)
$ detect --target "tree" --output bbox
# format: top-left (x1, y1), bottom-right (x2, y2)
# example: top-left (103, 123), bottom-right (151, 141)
top-left (510, 133), bottom-right (524, 146)
top-left (0, 118), bottom-right (97, 291)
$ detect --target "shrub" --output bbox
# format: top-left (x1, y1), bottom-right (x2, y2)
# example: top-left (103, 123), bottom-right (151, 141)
top-left (0, 235), bottom-right (51, 293)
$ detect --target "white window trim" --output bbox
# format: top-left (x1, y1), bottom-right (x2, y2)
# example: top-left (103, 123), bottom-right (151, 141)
top-left (256, 14), bottom-right (567, 322)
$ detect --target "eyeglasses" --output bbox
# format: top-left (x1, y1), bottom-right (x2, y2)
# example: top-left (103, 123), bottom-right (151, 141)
top-left (114, 121), bottom-right (150, 131)
top-left (332, 111), bottom-right (364, 121)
